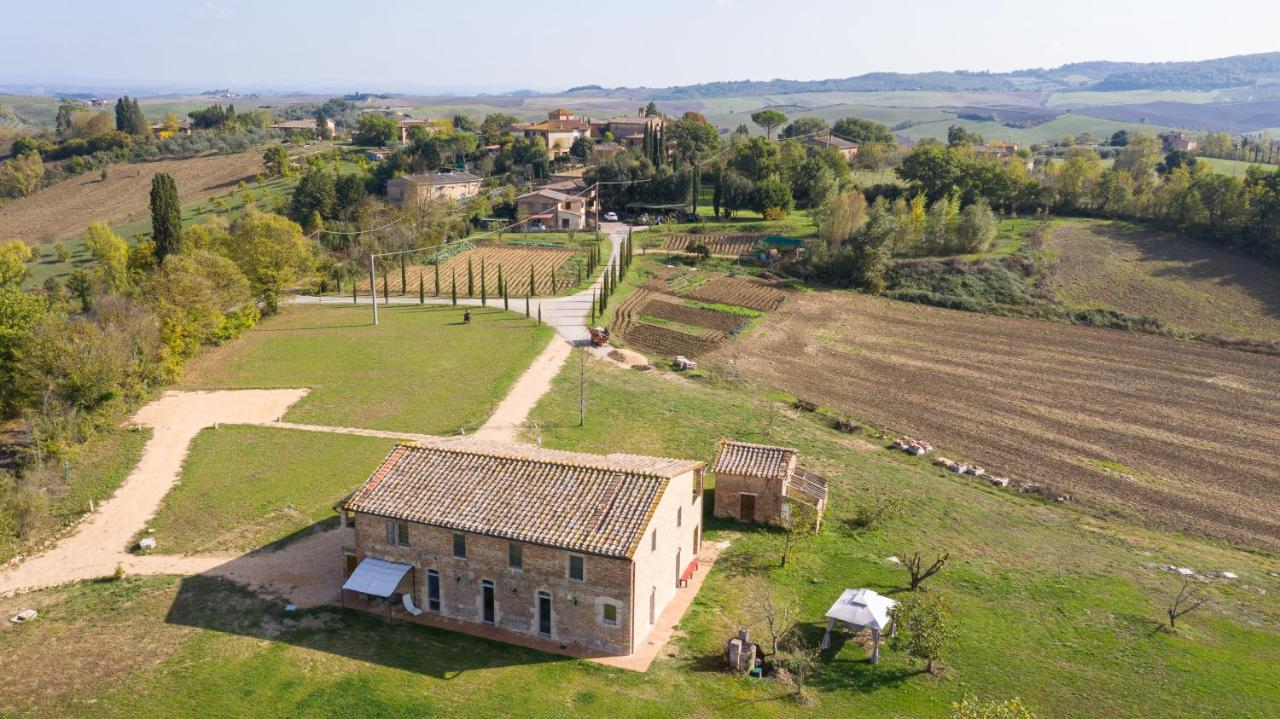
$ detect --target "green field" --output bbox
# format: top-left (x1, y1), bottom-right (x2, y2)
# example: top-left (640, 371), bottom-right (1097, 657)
top-left (147, 426), bottom-right (393, 554)
top-left (178, 303), bottom-right (554, 434)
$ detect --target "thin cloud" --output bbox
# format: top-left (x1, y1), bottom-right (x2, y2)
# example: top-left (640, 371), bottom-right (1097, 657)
top-left (194, 1), bottom-right (235, 20)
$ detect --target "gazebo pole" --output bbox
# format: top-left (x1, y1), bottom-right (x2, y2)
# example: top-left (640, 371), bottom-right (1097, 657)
top-left (870, 628), bottom-right (881, 664)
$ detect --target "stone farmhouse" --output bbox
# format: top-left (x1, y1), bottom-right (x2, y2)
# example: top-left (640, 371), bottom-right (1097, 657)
top-left (805, 134), bottom-right (858, 161)
top-left (386, 171), bottom-right (483, 206)
top-left (711, 440), bottom-right (828, 530)
top-left (339, 441), bottom-right (706, 657)
top-left (269, 117), bottom-right (336, 137)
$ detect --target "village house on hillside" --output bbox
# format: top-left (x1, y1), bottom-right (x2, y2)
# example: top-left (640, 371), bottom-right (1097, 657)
top-left (1159, 131), bottom-right (1198, 152)
top-left (804, 134), bottom-right (858, 161)
top-left (521, 108), bottom-right (592, 158)
top-left (386, 171), bottom-right (483, 206)
top-left (516, 188), bottom-right (590, 229)
top-left (270, 117), bottom-right (336, 137)
top-left (593, 111), bottom-right (665, 148)
top-left (338, 441), bottom-right (706, 657)
top-left (398, 118), bottom-right (438, 143)
top-left (711, 440), bottom-right (828, 530)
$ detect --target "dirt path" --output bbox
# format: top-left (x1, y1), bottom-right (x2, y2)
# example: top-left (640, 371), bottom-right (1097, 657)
top-left (0, 390), bottom-right (307, 596)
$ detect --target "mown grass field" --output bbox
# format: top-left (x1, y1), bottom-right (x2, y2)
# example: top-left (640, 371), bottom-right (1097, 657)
top-left (178, 303), bottom-right (554, 434)
top-left (147, 426), bottom-right (393, 554)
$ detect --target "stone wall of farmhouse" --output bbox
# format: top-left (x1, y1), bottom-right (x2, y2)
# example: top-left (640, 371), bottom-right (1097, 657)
top-left (352, 515), bottom-right (634, 655)
top-left (629, 469), bottom-right (703, 649)
top-left (712, 472), bottom-right (785, 524)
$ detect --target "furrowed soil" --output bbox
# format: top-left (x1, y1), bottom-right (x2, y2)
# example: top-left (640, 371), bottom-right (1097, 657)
top-left (716, 291), bottom-right (1280, 551)
top-left (1044, 220), bottom-right (1280, 343)
top-left (0, 151), bottom-right (267, 245)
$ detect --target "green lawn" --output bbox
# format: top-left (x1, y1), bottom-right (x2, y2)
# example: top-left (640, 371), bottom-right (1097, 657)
top-left (178, 302), bottom-right (554, 434)
top-left (147, 426), bottom-right (394, 554)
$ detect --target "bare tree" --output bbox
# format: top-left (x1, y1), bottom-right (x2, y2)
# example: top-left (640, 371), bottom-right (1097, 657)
top-left (775, 633), bottom-right (821, 704)
top-left (1167, 577), bottom-right (1208, 629)
top-left (745, 576), bottom-right (798, 656)
top-left (905, 551), bottom-right (950, 592)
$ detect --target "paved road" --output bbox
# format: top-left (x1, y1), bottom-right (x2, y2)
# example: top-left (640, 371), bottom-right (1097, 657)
top-left (294, 222), bottom-right (633, 345)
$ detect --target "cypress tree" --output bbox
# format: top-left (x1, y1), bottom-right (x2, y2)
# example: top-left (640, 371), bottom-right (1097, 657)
top-left (149, 172), bottom-right (181, 263)
top-left (551, 266), bottom-right (557, 293)
top-left (529, 265), bottom-right (536, 296)
top-left (434, 262), bottom-right (441, 296)
top-left (400, 255), bottom-right (407, 294)
top-left (382, 272), bottom-right (388, 302)
top-left (480, 261), bottom-right (487, 305)
top-left (418, 275), bottom-right (424, 304)
top-left (537, 304), bottom-right (542, 325)
top-left (467, 257), bottom-right (474, 297)
top-left (451, 270), bottom-right (457, 305)
top-left (497, 264), bottom-right (504, 300)
top-left (590, 290), bottom-right (597, 324)
top-left (713, 169), bottom-right (722, 219)
top-left (503, 278), bottom-right (509, 311)
top-left (525, 293), bottom-right (530, 318)
top-left (353, 282), bottom-right (357, 305)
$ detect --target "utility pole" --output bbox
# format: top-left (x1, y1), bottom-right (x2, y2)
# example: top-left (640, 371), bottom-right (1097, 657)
top-left (369, 254), bottom-right (379, 326)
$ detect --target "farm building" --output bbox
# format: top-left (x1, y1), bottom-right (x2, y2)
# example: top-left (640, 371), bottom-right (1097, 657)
top-left (805, 134), bottom-right (858, 161)
top-left (269, 117), bottom-right (336, 137)
top-left (711, 440), bottom-right (828, 530)
top-left (398, 118), bottom-right (438, 143)
top-left (521, 109), bottom-right (593, 158)
top-left (516, 188), bottom-right (589, 230)
top-left (1159, 131), bottom-right (1198, 152)
top-left (386, 171), bottom-right (483, 206)
top-left (593, 111), bottom-right (665, 148)
top-left (338, 441), bottom-right (706, 657)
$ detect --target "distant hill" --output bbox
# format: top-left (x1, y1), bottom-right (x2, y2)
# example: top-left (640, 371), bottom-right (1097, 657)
top-left (596, 52), bottom-right (1280, 100)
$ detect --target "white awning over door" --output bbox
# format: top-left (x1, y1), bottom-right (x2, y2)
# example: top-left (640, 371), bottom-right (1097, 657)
top-left (342, 557), bottom-right (412, 597)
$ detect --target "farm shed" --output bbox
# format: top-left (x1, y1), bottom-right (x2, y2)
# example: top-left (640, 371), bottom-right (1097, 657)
top-left (711, 440), bottom-right (828, 530)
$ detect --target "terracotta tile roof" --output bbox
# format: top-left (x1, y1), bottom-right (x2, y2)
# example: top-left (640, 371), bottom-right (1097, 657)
top-left (343, 440), bottom-right (703, 559)
top-left (396, 171), bottom-right (482, 185)
top-left (806, 135), bottom-right (857, 150)
top-left (713, 440), bottom-right (796, 480)
top-left (525, 120), bottom-right (590, 132)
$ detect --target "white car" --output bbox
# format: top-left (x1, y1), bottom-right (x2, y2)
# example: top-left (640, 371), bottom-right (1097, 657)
top-left (603, 212), bottom-right (619, 222)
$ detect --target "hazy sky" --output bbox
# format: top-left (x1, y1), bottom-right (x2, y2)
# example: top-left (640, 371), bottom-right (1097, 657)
top-left (6, 0), bottom-right (1280, 93)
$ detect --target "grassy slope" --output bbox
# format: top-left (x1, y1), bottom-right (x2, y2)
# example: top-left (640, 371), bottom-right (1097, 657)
top-left (0, 427), bottom-right (151, 565)
top-left (178, 303), bottom-right (554, 435)
top-left (148, 426), bottom-right (392, 554)
top-left (525, 356), bottom-right (1280, 717)
top-left (1, 347), bottom-right (1276, 718)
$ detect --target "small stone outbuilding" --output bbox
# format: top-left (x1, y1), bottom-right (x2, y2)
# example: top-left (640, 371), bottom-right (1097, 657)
top-left (711, 440), bottom-right (828, 531)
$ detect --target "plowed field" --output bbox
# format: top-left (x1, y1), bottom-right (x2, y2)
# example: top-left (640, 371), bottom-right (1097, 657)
top-left (684, 276), bottom-right (788, 311)
top-left (641, 300), bottom-right (750, 333)
top-left (662, 233), bottom-right (763, 256)
top-left (717, 291), bottom-right (1280, 551)
top-left (357, 245), bottom-right (576, 295)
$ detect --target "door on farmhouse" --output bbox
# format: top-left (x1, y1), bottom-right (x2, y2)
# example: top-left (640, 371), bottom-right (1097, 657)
top-left (537, 591), bottom-right (552, 636)
top-left (344, 553), bottom-right (358, 577)
top-left (482, 580), bottom-right (495, 624)
top-left (739, 493), bottom-right (757, 523)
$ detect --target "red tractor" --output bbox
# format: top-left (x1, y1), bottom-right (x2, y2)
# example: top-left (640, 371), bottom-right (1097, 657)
top-left (589, 326), bottom-right (610, 347)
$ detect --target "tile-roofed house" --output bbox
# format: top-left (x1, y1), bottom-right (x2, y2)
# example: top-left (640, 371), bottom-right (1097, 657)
top-left (386, 171), bottom-right (483, 206)
top-left (805, 134), bottom-right (859, 161)
top-left (338, 439), bottom-right (707, 658)
top-left (516, 188), bottom-right (589, 230)
top-left (713, 440), bottom-right (797, 480)
top-left (712, 440), bottom-right (828, 530)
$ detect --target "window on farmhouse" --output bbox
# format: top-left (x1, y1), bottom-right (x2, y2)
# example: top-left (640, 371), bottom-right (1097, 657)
top-left (677, 507), bottom-right (682, 527)
top-left (509, 542), bottom-right (523, 570)
top-left (453, 533), bottom-right (467, 558)
top-left (385, 520), bottom-right (395, 545)
top-left (568, 554), bottom-right (585, 581)
top-left (396, 521), bottom-right (410, 547)
top-left (602, 603), bottom-right (618, 625)
top-left (651, 529), bottom-right (657, 552)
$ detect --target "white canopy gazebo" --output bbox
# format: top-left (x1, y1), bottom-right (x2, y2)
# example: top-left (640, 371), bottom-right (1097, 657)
top-left (820, 588), bottom-right (897, 663)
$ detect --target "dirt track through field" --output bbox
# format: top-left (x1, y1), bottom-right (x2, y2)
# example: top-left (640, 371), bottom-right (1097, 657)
top-left (717, 292), bottom-right (1280, 551)
top-left (0, 151), bottom-right (267, 244)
